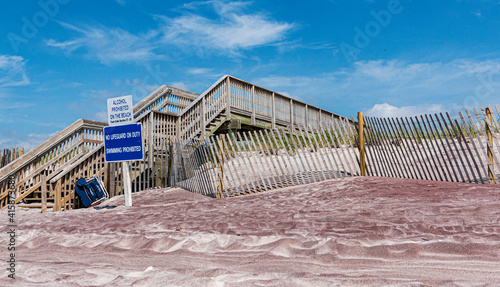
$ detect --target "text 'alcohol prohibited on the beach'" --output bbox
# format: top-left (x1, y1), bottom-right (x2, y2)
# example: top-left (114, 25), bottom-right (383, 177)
top-left (107, 95), bottom-right (133, 126)
top-left (104, 123), bottom-right (144, 162)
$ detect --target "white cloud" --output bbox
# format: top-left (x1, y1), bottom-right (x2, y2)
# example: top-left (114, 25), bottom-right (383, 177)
top-left (46, 22), bottom-right (160, 65)
top-left (158, 3), bottom-right (293, 53)
top-left (0, 101), bottom-right (35, 110)
top-left (170, 82), bottom-right (189, 90)
top-left (0, 55), bottom-right (30, 87)
top-left (187, 68), bottom-right (213, 75)
top-left (365, 103), bottom-right (447, 118)
top-left (94, 111), bottom-right (108, 122)
top-left (0, 131), bottom-right (55, 151)
top-left (46, 1), bottom-right (293, 63)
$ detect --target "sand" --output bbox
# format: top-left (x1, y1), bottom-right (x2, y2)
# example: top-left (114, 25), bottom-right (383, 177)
top-left (1, 176), bottom-right (500, 286)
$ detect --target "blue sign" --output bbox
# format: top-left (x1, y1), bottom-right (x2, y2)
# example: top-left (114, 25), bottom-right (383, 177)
top-left (104, 123), bottom-right (144, 162)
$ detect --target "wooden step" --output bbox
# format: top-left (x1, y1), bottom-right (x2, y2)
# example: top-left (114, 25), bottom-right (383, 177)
top-left (17, 203), bottom-right (54, 209)
top-left (23, 198), bottom-right (54, 202)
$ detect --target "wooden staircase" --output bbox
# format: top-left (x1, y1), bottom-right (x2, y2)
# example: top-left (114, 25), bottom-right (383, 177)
top-left (0, 75), bottom-right (346, 212)
top-left (0, 85), bottom-right (198, 211)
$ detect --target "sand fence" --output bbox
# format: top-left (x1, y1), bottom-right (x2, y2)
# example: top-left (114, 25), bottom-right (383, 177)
top-left (171, 106), bottom-right (500, 198)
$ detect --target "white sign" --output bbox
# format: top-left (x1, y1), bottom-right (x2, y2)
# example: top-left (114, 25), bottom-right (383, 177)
top-left (107, 95), bottom-right (133, 126)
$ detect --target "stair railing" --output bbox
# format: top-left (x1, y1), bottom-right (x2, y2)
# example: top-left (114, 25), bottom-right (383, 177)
top-left (0, 119), bottom-right (107, 208)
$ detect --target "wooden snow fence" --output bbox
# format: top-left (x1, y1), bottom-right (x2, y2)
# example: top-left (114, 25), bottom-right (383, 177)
top-left (174, 117), bottom-right (360, 198)
top-left (358, 105), bottom-right (500, 185)
top-left (176, 105), bottom-right (500, 198)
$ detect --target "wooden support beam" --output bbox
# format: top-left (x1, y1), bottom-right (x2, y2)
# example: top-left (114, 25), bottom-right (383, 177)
top-left (226, 77), bottom-right (231, 119)
top-left (201, 97), bottom-right (206, 139)
top-left (41, 175), bottom-right (47, 213)
top-left (251, 85), bottom-right (256, 125)
top-left (217, 136), bottom-right (225, 198)
top-left (53, 180), bottom-right (62, 211)
top-left (305, 105), bottom-right (309, 128)
top-left (271, 92), bottom-right (276, 129)
top-left (14, 182), bottom-right (41, 204)
top-left (486, 107), bottom-right (495, 184)
top-left (148, 113), bottom-right (154, 168)
top-left (168, 139), bottom-right (173, 187)
top-left (358, 112), bottom-right (366, 176)
top-left (176, 117), bottom-right (181, 139)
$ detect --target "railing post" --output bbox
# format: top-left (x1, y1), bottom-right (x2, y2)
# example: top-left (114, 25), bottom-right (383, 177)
top-left (251, 85), bottom-right (256, 125)
top-left (271, 92), bottom-right (276, 129)
top-left (290, 99), bottom-right (294, 127)
top-left (148, 112), bottom-right (154, 169)
top-left (358, 112), bottom-right (366, 176)
top-left (217, 134), bottom-right (225, 198)
top-left (201, 97), bottom-right (206, 139)
top-left (169, 139), bottom-right (174, 187)
top-left (41, 174), bottom-right (47, 213)
top-left (53, 180), bottom-right (61, 211)
top-left (486, 107), bottom-right (495, 184)
top-left (305, 105), bottom-right (309, 128)
top-left (226, 77), bottom-right (231, 119)
top-left (176, 117), bottom-right (181, 140)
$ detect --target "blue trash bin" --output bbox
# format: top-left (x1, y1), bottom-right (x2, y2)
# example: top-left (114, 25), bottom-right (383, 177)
top-left (75, 176), bottom-right (109, 208)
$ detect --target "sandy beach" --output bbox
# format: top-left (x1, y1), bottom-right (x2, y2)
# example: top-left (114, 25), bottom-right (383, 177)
top-left (1, 176), bottom-right (500, 286)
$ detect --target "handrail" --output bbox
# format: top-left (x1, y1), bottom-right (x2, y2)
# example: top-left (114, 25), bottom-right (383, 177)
top-left (0, 119), bottom-right (107, 181)
top-left (178, 75), bottom-right (229, 115)
top-left (177, 75), bottom-right (349, 141)
top-left (1, 86), bottom-right (197, 182)
top-left (50, 143), bottom-right (105, 183)
top-left (50, 107), bottom-right (180, 194)
top-left (133, 85), bottom-right (199, 118)
top-left (227, 75), bottom-right (345, 120)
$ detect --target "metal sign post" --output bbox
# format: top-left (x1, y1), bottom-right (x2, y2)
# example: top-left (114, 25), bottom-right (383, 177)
top-left (122, 161), bottom-right (132, 206)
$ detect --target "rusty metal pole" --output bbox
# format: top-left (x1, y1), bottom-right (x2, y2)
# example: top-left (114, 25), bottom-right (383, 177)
top-left (358, 112), bottom-right (366, 176)
top-left (486, 108), bottom-right (495, 184)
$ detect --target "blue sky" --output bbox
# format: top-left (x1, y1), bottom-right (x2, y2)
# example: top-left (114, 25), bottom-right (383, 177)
top-left (1, 0), bottom-right (500, 150)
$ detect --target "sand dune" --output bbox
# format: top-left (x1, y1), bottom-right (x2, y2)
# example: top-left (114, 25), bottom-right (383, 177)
top-left (1, 177), bottom-right (500, 286)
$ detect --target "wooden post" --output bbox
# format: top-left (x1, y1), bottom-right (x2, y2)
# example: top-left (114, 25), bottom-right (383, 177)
top-left (123, 161), bottom-right (132, 206)
top-left (53, 181), bottom-right (62, 211)
top-left (305, 105), bottom-right (309, 128)
top-left (358, 112), bottom-right (366, 176)
top-left (201, 97), bottom-right (206, 139)
top-left (148, 113), bottom-right (154, 169)
top-left (226, 77), bottom-right (231, 119)
top-left (176, 117), bottom-right (181, 139)
top-left (271, 92), bottom-right (276, 129)
top-left (168, 139), bottom-right (174, 187)
top-left (251, 85), bottom-right (256, 125)
top-left (486, 107), bottom-right (495, 184)
top-left (217, 135), bottom-right (225, 198)
top-left (41, 175), bottom-right (47, 213)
